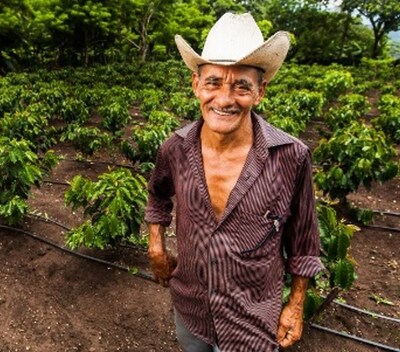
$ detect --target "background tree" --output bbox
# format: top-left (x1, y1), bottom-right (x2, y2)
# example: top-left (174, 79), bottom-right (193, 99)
top-left (341, 0), bottom-right (400, 58)
top-left (0, 0), bottom-right (32, 72)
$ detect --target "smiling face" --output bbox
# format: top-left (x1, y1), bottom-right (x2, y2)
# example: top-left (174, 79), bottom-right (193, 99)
top-left (192, 64), bottom-right (266, 137)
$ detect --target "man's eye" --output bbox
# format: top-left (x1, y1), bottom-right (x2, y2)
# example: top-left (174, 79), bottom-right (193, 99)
top-left (205, 81), bottom-right (219, 88)
top-left (235, 86), bottom-right (250, 93)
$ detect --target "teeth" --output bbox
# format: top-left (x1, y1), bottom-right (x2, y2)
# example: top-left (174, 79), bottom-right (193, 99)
top-left (212, 108), bottom-right (237, 116)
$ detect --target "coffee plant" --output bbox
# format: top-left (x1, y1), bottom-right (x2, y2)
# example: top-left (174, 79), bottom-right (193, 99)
top-left (302, 201), bottom-right (358, 319)
top-left (324, 94), bottom-right (370, 131)
top-left (0, 103), bottom-right (56, 152)
top-left (130, 110), bottom-right (180, 162)
top-left (60, 124), bottom-right (113, 156)
top-left (373, 94), bottom-right (400, 143)
top-left (0, 137), bottom-right (58, 225)
top-left (314, 122), bottom-right (398, 201)
top-left (65, 168), bottom-right (148, 249)
top-left (317, 69), bottom-right (354, 101)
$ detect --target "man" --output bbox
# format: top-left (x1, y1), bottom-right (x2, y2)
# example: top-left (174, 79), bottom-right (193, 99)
top-left (145, 13), bottom-right (322, 352)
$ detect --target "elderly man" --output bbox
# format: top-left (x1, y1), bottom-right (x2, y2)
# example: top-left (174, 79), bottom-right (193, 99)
top-left (145, 13), bottom-right (322, 352)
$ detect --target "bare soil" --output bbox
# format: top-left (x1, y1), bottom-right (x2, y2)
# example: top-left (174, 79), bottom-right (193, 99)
top-left (0, 118), bottom-right (399, 351)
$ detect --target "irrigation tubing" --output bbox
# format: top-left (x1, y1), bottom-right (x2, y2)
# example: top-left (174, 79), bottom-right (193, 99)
top-left (43, 179), bottom-right (70, 186)
top-left (28, 211), bottom-right (400, 322)
top-left (372, 210), bottom-right (400, 217)
top-left (362, 224), bottom-right (400, 233)
top-left (2, 224), bottom-right (400, 350)
top-left (332, 300), bottom-right (400, 324)
top-left (27, 212), bottom-right (71, 231)
top-left (27, 211), bottom-right (147, 253)
top-left (309, 323), bottom-right (400, 352)
top-left (60, 157), bottom-right (137, 170)
top-left (0, 224), bottom-right (155, 282)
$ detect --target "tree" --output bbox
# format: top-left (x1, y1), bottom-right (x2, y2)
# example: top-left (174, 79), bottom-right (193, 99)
top-left (0, 0), bottom-right (32, 72)
top-left (246, 0), bottom-right (374, 64)
top-left (341, 0), bottom-right (400, 58)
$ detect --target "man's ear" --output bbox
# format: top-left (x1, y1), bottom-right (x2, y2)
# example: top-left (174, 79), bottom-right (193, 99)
top-left (255, 80), bottom-right (267, 105)
top-left (192, 72), bottom-right (200, 98)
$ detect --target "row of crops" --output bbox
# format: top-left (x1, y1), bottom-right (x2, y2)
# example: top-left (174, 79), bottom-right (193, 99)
top-left (0, 58), bottom-right (399, 317)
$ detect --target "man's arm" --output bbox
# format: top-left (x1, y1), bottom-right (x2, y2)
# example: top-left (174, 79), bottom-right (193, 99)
top-left (277, 275), bottom-right (309, 348)
top-left (148, 223), bottom-right (176, 286)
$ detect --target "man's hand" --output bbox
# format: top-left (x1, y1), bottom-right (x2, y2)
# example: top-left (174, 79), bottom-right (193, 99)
top-left (277, 275), bottom-right (309, 348)
top-left (147, 223), bottom-right (176, 286)
top-left (148, 250), bottom-right (177, 286)
top-left (277, 300), bottom-right (303, 348)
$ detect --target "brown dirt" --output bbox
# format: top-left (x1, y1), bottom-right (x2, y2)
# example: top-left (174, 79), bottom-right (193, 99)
top-left (0, 118), bottom-right (399, 352)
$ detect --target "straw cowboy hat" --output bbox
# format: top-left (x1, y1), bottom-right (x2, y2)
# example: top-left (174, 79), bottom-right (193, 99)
top-left (175, 12), bottom-right (291, 84)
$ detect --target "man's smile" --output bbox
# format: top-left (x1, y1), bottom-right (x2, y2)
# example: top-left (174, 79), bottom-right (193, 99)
top-left (211, 107), bottom-right (241, 116)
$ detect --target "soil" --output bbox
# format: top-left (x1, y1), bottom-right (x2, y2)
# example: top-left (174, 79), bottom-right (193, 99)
top-left (1, 116), bottom-right (399, 352)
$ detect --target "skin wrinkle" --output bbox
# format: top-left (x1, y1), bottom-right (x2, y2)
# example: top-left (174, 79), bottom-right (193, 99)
top-left (147, 63), bottom-right (321, 351)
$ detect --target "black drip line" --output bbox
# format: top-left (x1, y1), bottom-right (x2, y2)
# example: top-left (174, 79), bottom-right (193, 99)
top-left (2, 213), bottom-right (399, 351)
top-left (0, 224), bottom-right (154, 282)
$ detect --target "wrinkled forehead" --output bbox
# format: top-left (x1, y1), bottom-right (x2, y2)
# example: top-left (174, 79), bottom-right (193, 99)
top-left (197, 64), bottom-right (264, 85)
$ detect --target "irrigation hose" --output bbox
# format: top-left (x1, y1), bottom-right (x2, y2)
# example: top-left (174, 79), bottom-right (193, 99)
top-left (29, 211), bottom-right (400, 324)
top-left (0, 224), bottom-right (155, 282)
top-left (27, 211), bottom-right (147, 253)
top-left (2, 224), bottom-right (399, 350)
top-left (372, 210), bottom-right (400, 217)
top-left (309, 323), bottom-right (400, 352)
top-left (363, 224), bottom-right (400, 233)
top-left (332, 300), bottom-right (400, 324)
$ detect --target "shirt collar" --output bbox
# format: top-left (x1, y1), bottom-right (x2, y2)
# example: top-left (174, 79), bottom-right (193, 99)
top-left (175, 111), bottom-right (295, 160)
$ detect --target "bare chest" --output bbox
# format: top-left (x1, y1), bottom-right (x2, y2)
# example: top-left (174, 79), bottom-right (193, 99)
top-left (202, 151), bottom-right (249, 221)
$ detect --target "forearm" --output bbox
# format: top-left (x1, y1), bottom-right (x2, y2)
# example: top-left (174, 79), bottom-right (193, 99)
top-left (277, 275), bottom-right (309, 347)
top-left (148, 223), bottom-right (166, 255)
top-left (287, 275), bottom-right (309, 309)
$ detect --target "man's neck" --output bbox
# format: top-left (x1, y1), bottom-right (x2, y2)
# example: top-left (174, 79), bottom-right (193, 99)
top-left (200, 117), bottom-right (254, 153)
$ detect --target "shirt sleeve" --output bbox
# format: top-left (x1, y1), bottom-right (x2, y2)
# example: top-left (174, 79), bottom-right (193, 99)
top-left (283, 148), bottom-right (323, 278)
top-left (144, 141), bottom-right (175, 227)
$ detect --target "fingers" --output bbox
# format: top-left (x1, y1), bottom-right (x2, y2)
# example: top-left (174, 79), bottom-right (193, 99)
top-left (278, 329), bottom-right (301, 348)
top-left (277, 323), bottom-right (302, 348)
top-left (148, 252), bottom-right (177, 286)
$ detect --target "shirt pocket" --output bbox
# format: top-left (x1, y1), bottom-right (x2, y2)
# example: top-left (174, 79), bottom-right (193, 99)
top-left (231, 211), bottom-right (283, 259)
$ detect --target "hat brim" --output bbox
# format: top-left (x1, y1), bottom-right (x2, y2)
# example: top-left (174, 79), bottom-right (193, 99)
top-left (175, 31), bottom-right (290, 84)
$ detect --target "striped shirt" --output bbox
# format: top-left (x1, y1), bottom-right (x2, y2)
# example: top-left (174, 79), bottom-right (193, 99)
top-left (145, 112), bottom-right (322, 352)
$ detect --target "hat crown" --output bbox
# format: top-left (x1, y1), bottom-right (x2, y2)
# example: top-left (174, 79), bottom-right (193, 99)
top-left (201, 13), bottom-right (264, 62)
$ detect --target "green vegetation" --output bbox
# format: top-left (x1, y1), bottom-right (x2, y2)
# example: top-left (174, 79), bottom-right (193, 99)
top-left (65, 168), bottom-right (148, 249)
top-left (0, 0), bottom-right (399, 322)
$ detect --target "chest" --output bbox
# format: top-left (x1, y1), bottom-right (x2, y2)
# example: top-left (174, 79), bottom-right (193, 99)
top-left (202, 149), bottom-right (249, 220)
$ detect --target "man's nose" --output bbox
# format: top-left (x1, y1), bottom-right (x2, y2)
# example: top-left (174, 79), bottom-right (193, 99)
top-left (214, 84), bottom-right (235, 106)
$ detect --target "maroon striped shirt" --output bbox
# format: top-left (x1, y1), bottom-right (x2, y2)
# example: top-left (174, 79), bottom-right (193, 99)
top-left (145, 112), bottom-right (323, 351)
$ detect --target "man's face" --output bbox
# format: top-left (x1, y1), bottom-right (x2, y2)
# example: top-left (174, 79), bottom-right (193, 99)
top-left (192, 64), bottom-right (266, 136)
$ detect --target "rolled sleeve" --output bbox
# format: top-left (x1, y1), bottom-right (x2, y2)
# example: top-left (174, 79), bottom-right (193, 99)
top-left (283, 148), bottom-right (323, 278)
top-left (144, 143), bottom-right (175, 227)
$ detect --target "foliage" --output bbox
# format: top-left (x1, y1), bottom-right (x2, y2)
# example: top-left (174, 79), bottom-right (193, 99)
top-left (316, 202), bottom-right (358, 289)
top-left (58, 96), bottom-right (90, 124)
top-left (373, 94), bottom-right (400, 143)
top-left (65, 168), bottom-right (148, 249)
top-left (295, 201), bottom-right (358, 320)
top-left (324, 93), bottom-right (370, 130)
top-left (98, 98), bottom-right (131, 134)
top-left (168, 91), bottom-right (201, 121)
top-left (341, 0), bottom-right (400, 58)
top-left (257, 89), bottom-right (325, 136)
top-left (60, 124), bottom-right (113, 156)
top-left (0, 103), bottom-right (56, 152)
top-left (314, 122), bottom-right (398, 201)
top-left (130, 110), bottom-right (179, 162)
top-left (317, 70), bottom-right (354, 100)
top-left (0, 137), bottom-right (58, 225)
